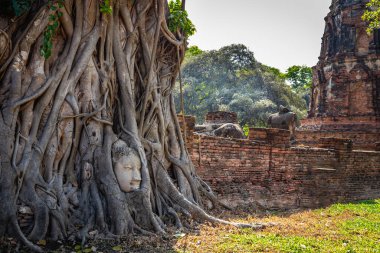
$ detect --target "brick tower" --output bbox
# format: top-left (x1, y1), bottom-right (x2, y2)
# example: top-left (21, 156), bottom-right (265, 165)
top-left (301, 0), bottom-right (380, 131)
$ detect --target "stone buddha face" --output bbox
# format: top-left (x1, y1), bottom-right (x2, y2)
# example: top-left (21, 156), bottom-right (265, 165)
top-left (112, 140), bottom-right (142, 192)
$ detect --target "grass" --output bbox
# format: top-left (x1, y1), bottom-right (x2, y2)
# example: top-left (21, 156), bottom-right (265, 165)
top-left (175, 199), bottom-right (380, 253)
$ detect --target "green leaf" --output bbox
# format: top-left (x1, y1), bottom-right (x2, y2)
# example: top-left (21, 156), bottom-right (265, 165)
top-left (49, 14), bottom-right (57, 21)
top-left (47, 40), bottom-right (53, 49)
top-left (168, 0), bottom-right (196, 37)
top-left (52, 21), bottom-right (59, 29)
top-left (37, 239), bottom-right (46, 246)
top-left (100, 0), bottom-right (112, 14)
top-left (112, 245), bottom-right (123, 251)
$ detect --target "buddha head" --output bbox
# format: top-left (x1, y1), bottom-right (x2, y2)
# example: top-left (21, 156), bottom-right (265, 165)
top-left (111, 140), bottom-right (142, 192)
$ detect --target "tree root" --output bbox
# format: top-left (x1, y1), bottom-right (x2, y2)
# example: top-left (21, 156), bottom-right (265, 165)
top-left (0, 1), bottom-right (268, 252)
top-left (10, 216), bottom-right (42, 253)
top-left (156, 163), bottom-right (265, 230)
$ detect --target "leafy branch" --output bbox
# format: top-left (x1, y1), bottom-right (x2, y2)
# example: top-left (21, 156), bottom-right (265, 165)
top-left (362, 0), bottom-right (380, 34)
top-left (40, 0), bottom-right (64, 59)
top-left (168, 0), bottom-right (196, 37)
top-left (99, 0), bottom-right (112, 14)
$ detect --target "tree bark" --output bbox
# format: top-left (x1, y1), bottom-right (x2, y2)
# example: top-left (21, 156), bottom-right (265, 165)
top-left (0, 1), bottom-right (261, 251)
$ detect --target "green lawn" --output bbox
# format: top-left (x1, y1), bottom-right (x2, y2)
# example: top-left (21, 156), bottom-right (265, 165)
top-left (175, 200), bottom-right (380, 253)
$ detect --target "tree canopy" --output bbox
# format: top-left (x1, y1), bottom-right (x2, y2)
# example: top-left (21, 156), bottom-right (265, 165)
top-left (175, 44), bottom-right (308, 127)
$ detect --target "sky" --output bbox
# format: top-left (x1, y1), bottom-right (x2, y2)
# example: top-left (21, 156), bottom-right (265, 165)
top-left (186, 0), bottom-right (332, 72)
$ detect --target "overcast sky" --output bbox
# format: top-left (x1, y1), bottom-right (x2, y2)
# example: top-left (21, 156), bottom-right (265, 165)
top-left (186, 0), bottom-right (332, 72)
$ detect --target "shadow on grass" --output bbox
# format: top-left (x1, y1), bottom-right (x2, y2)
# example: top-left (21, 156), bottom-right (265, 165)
top-left (355, 199), bottom-right (378, 205)
top-left (206, 199), bottom-right (380, 221)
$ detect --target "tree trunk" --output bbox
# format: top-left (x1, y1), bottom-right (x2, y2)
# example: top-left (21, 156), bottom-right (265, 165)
top-left (0, 1), bottom-right (260, 251)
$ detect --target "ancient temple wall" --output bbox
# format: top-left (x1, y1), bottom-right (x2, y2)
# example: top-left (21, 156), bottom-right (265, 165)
top-left (308, 0), bottom-right (380, 121)
top-left (295, 130), bottom-right (380, 150)
top-left (204, 111), bottom-right (238, 124)
top-left (300, 115), bottom-right (380, 134)
top-left (176, 115), bottom-right (380, 209)
top-left (188, 133), bottom-right (380, 209)
top-left (311, 58), bottom-right (380, 118)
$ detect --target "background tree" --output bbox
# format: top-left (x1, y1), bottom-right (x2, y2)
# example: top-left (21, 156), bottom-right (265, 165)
top-left (284, 65), bottom-right (312, 90)
top-left (0, 1), bottom-right (256, 251)
top-left (186, 45), bottom-right (203, 57)
top-left (284, 65), bottom-right (312, 107)
top-left (174, 44), bottom-right (308, 126)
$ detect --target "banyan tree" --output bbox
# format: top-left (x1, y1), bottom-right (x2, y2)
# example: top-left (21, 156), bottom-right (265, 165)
top-left (0, 0), bottom-right (260, 251)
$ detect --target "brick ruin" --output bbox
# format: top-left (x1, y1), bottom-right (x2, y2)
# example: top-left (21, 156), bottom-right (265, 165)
top-left (298, 0), bottom-right (380, 150)
top-left (192, 133), bottom-right (379, 209)
top-left (177, 113), bottom-right (379, 209)
top-left (300, 0), bottom-right (380, 147)
top-left (204, 111), bottom-right (238, 124)
top-left (178, 0), bottom-right (380, 209)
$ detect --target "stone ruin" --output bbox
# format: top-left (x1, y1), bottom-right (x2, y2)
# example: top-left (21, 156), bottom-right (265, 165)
top-left (194, 111), bottom-right (246, 139)
top-left (178, 0), bottom-right (380, 209)
top-left (178, 109), bottom-right (379, 209)
top-left (308, 0), bottom-right (380, 123)
top-left (298, 0), bottom-right (380, 150)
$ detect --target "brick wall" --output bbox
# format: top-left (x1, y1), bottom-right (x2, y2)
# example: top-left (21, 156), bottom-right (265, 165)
top-left (308, 1), bottom-right (380, 119)
top-left (205, 111), bottom-right (238, 124)
top-left (295, 130), bottom-right (380, 151)
top-left (189, 134), bottom-right (380, 209)
top-left (249, 128), bottom-right (291, 147)
top-left (300, 116), bottom-right (380, 132)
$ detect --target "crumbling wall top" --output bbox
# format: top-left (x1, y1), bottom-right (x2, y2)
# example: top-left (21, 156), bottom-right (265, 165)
top-left (205, 111), bottom-right (238, 124)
